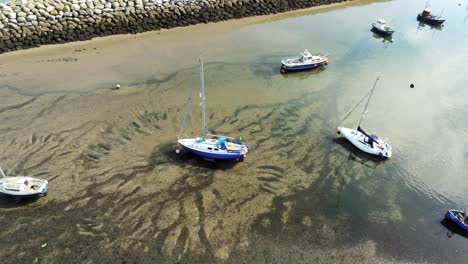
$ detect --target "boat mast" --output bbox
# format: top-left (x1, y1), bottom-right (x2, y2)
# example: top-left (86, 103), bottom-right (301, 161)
top-left (357, 77), bottom-right (380, 129)
top-left (424, 0), bottom-right (429, 9)
top-left (177, 66), bottom-right (198, 140)
top-left (0, 167), bottom-right (6, 178)
top-left (199, 57), bottom-right (207, 137)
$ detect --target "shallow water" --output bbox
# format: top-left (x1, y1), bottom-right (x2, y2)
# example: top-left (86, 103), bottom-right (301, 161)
top-left (1, 0), bottom-right (468, 263)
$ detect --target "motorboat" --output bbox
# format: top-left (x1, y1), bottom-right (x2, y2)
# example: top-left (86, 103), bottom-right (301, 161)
top-left (177, 57), bottom-right (249, 160)
top-left (0, 167), bottom-right (48, 197)
top-left (417, 8), bottom-right (445, 25)
top-left (280, 49), bottom-right (328, 73)
top-left (371, 19), bottom-right (395, 36)
top-left (446, 209), bottom-right (468, 232)
top-left (336, 77), bottom-right (392, 158)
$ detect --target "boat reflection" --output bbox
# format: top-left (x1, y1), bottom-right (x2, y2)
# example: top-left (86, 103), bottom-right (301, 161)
top-left (371, 31), bottom-right (394, 43)
top-left (417, 21), bottom-right (443, 31)
top-left (333, 137), bottom-right (387, 168)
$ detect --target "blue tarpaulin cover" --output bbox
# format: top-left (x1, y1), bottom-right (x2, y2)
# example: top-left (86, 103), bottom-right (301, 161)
top-left (218, 137), bottom-right (227, 149)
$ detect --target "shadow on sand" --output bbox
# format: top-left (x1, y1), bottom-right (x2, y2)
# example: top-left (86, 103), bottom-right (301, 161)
top-left (280, 65), bottom-right (327, 79)
top-left (333, 137), bottom-right (387, 166)
top-left (0, 194), bottom-right (41, 209)
top-left (440, 218), bottom-right (468, 239)
top-left (159, 143), bottom-right (241, 171)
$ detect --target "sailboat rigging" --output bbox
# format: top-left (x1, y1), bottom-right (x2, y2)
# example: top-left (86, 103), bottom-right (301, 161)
top-left (336, 77), bottom-right (392, 158)
top-left (177, 57), bottom-right (249, 160)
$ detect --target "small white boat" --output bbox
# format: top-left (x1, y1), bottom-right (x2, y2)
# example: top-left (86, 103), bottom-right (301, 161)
top-left (372, 19), bottom-right (395, 36)
top-left (337, 77), bottom-right (392, 158)
top-left (0, 167), bottom-right (48, 197)
top-left (280, 49), bottom-right (328, 73)
top-left (177, 57), bottom-right (249, 160)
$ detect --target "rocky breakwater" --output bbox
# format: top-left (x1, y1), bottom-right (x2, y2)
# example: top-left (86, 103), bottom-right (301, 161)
top-left (0, 0), bottom-right (348, 53)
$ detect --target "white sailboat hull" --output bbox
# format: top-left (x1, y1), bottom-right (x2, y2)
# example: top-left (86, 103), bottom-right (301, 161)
top-left (0, 176), bottom-right (48, 196)
top-left (337, 127), bottom-right (392, 158)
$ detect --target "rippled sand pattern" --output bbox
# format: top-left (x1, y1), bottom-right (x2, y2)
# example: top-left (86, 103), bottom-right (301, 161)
top-left (0, 61), bottom-right (418, 263)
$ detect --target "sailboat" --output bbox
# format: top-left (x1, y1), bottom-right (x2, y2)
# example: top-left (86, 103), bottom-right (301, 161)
top-left (177, 57), bottom-right (249, 160)
top-left (336, 77), bottom-right (392, 158)
top-left (0, 167), bottom-right (48, 197)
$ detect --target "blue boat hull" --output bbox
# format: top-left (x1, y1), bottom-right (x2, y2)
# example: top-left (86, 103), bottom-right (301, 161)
top-left (446, 210), bottom-right (468, 232)
top-left (281, 61), bottom-right (326, 72)
top-left (181, 145), bottom-right (245, 160)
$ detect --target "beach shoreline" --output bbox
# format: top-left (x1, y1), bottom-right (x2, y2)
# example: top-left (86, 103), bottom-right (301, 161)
top-left (0, 1), bottom-right (356, 59)
top-left (0, 0), bottom-right (351, 54)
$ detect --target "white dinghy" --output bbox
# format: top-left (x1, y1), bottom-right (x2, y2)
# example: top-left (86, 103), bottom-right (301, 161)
top-left (0, 167), bottom-right (48, 197)
top-left (337, 77), bottom-right (392, 158)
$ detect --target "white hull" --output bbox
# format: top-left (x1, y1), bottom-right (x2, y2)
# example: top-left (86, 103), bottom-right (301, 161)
top-left (337, 127), bottom-right (392, 158)
top-left (0, 176), bottom-right (48, 196)
top-left (178, 137), bottom-right (248, 159)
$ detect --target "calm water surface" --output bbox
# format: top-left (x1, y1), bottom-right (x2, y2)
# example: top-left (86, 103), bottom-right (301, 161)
top-left (1, 0), bottom-right (468, 263)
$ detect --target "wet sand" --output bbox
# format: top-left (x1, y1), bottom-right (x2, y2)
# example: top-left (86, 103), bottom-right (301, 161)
top-left (0, 0), bottom-right (458, 263)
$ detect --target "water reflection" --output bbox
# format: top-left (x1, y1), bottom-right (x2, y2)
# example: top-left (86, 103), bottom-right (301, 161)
top-left (370, 30), bottom-right (394, 43)
top-left (417, 21), bottom-right (443, 31)
top-left (333, 137), bottom-right (386, 168)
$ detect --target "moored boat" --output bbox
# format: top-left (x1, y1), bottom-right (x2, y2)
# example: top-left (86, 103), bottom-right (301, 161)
top-left (371, 19), bottom-right (395, 36)
top-left (446, 209), bottom-right (468, 232)
top-left (177, 57), bottom-right (249, 160)
top-left (336, 77), bottom-right (392, 158)
top-left (337, 126), bottom-right (392, 158)
top-left (417, 8), bottom-right (445, 25)
top-left (280, 49), bottom-right (328, 73)
top-left (0, 167), bottom-right (48, 197)
top-left (178, 136), bottom-right (248, 160)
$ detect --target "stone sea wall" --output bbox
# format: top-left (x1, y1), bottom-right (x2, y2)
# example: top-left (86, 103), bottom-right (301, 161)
top-left (0, 0), bottom-right (347, 53)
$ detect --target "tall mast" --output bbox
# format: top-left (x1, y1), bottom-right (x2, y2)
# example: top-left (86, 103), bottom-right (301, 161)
top-left (199, 57), bottom-right (207, 137)
top-left (0, 167), bottom-right (6, 178)
top-left (358, 77), bottom-right (380, 128)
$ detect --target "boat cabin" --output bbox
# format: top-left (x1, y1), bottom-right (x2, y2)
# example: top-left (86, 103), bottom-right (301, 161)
top-left (376, 19), bottom-right (387, 25)
top-left (421, 8), bottom-right (431, 17)
top-left (300, 50), bottom-right (322, 63)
